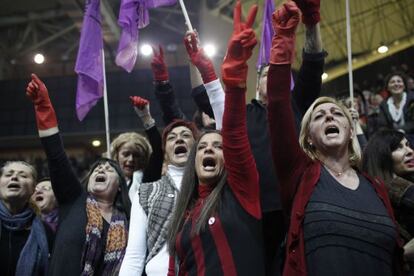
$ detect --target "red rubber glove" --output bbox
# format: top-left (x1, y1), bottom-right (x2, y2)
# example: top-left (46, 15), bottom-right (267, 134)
top-left (26, 73), bottom-right (58, 131)
top-left (293, 0), bottom-right (320, 26)
top-left (151, 45), bottom-right (169, 81)
top-left (184, 32), bottom-right (217, 84)
top-left (221, 1), bottom-right (258, 89)
top-left (270, 1), bottom-right (300, 65)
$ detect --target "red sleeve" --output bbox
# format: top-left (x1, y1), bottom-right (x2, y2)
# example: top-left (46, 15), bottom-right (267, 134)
top-left (267, 64), bottom-right (312, 212)
top-left (222, 87), bottom-right (260, 219)
top-left (168, 255), bottom-right (176, 276)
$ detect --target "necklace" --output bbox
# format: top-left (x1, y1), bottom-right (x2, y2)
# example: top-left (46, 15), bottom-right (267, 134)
top-left (323, 163), bottom-right (350, 177)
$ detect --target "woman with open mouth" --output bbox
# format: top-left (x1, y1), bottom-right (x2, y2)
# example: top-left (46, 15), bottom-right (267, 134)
top-left (267, 2), bottom-right (403, 276)
top-left (26, 74), bottom-right (131, 276)
top-left (31, 177), bottom-right (59, 233)
top-left (363, 129), bottom-right (414, 272)
top-left (119, 119), bottom-right (198, 276)
top-left (167, 2), bottom-right (265, 275)
top-left (0, 161), bottom-right (51, 276)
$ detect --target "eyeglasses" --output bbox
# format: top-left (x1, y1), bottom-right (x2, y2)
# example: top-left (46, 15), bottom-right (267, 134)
top-left (35, 185), bottom-right (52, 192)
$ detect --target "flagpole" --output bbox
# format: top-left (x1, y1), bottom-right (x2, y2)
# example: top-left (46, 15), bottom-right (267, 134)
top-left (178, 0), bottom-right (193, 31)
top-left (102, 48), bottom-right (111, 157)
top-left (345, 0), bottom-right (354, 103)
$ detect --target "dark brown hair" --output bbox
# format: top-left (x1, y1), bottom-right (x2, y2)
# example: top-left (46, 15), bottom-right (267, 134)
top-left (167, 130), bottom-right (227, 255)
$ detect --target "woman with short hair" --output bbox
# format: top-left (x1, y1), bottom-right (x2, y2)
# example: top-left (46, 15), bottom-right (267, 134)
top-left (267, 2), bottom-right (402, 275)
top-left (0, 161), bottom-right (50, 276)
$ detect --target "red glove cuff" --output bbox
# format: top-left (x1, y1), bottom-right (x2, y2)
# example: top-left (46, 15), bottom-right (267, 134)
top-left (269, 36), bottom-right (296, 65)
top-left (199, 66), bottom-right (217, 84)
top-left (35, 105), bottom-right (58, 130)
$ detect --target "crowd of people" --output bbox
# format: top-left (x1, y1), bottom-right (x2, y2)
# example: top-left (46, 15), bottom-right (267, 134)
top-left (2, 0), bottom-right (414, 275)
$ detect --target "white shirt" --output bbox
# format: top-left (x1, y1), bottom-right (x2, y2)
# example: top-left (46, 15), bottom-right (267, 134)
top-left (204, 79), bottom-right (225, 130)
top-left (119, 165), bottom-right (184, 276)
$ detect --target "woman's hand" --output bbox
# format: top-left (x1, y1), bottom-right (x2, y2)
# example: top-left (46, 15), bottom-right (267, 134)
top-left (151, 45), bottom-right (169, 82)
top-left (130, 96), bottom-right (155, 129)
top-left (26, 73), bottom-right (58, 132)
top-left (221, 1), bottom-right (258, 89)
top-left (270, 1), bottom-right (300, 65)
top-left (184, 31), bottom-right (217, 83)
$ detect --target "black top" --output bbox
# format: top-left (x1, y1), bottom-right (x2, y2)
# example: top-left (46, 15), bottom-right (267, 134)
top-left (247, 51), bottom-right (326, 213)
top-left (176, 186), bottom-right (265, 276)
top-left (0, 217), bottom-right (54, 276)
top-left (304, 167), bottom-right (397, 276)
top-left (0, 225), bottom-right (30, 276)
top-left (154, 82), bottom-right (187, 125)
top-left (41, 133), bottom-right (94, 276)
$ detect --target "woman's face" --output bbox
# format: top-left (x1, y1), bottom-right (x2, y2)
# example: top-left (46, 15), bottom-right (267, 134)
top-left (87, 162), bottom-right (120, 203)
top-left (165, 126), bottom-right (195, 167)
top-left (0, 163), bottom-right (35, 209)
top-left (391, 138), bottom-right (414, 176)
top-left (387, 75), bottom-right (405, 96)
top-left (307, 103), bottom-right (353, 153)
top-left (117, 141), bottom-right (140, 179)
top-left (195, 133), bottom-right (224, 185)
top-left (31, 180), bottom-right (57, 214)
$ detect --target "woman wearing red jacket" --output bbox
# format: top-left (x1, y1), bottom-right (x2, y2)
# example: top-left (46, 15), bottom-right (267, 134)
top-left (267, 1), bottom-right (403, 275)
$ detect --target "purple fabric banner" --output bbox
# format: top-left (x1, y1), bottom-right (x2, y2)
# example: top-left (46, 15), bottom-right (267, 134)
top-left (116, 0), bottom-right (176, 72)
top-left (75, 0), bottom-right (104, 121)
top-left (256, 0), bottom-right (275, 70)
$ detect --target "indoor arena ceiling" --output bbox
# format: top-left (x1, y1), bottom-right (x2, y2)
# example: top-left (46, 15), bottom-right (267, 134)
top-left (0, 0), bottom-right (413, 82)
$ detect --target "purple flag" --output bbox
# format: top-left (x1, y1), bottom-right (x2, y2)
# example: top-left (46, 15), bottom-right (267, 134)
top-left (256, 0), bottom-right (275, 70)
top-left (75, 0), bottom-right (104, 121)
top-left (116, 0), bottom-right (177, 72)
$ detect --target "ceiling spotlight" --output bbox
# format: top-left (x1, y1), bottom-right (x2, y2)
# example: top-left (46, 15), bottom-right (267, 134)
top-left (140, 44), bottom-right (153, 56)
top-left (92, 140), bottom-right (101, 147)
top-left (34, 53), bottom-right (45, 64)
top-left (203, 43), bottom-right (217, 57)
top-left (321, 72), bottom-right (328, 80)
top-left (377, 45), bottom-right (389, 54)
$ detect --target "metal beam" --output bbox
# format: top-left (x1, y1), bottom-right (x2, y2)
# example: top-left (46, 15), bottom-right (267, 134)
top-left (323, 33), bottom-right (414, 83)
top-left (18, 24), bottom-right (77, 57)
top-left (0, 10), bottom-right (66, 27)
top-left (100, 0), bottom-right (120, 40)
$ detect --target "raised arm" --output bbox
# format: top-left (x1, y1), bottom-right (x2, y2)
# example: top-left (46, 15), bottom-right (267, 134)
top-left (221, 1), bottom-right (260, 219)
top-left (130, 96), bottom-right (163, 182)
top-left (26, 74), bottom-right (81, 205)
top-left (185, 32), bottom-right (225, 130)
top-left (292, 26), bottom-right (326, 115)
top-left (151, 45), bottom-right (186, 125)
top-left (291, 0), bottom-right (325, 115)
top-left (267, 2), bottom-right (310, 210)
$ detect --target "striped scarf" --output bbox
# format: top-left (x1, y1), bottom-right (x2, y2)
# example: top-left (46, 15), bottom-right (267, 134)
top-left (81, 196), bottom-right (128, 276)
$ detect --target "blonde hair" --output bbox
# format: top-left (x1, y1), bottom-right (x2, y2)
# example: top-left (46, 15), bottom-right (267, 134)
top-left (110, 132), bottom-right (152, 170)
top-left (299, 97), bottom-right (361, 167)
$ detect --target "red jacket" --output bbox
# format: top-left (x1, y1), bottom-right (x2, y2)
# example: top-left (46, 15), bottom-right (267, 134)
top-left (266, 64), bottom-right (404, 275)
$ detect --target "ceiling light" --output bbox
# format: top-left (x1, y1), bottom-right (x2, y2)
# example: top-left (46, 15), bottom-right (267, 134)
top-left (321, 72), bottom-right (328, 80)
top-left (140, 44), bottom-right (153, 56)
top-left (203, 43), bottom-right (217, 57)
top-left (92, 140), bottom-right (101, 147)
top-left (34, 53), bottom-right (45, 64)
top-left (377, 45), bottom-right (389, 54)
